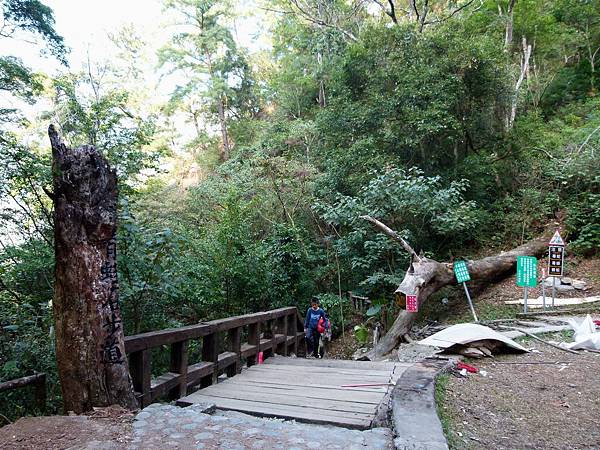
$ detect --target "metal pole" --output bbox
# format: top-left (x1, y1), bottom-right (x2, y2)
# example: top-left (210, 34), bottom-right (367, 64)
top-left (463, 282), bottom-right (478, 322)
top-left (524, 286), bottom-right (528, 314)
top-left (542, 272), bottom-right (546, 309)
top-left (552, 276), bottom-right (556, 308)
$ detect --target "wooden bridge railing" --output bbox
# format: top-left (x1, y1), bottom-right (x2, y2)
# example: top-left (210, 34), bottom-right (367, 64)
top-left (124, 306), bottom-right (305, 408)
top-left (0, 373), bottom-right (46, 412)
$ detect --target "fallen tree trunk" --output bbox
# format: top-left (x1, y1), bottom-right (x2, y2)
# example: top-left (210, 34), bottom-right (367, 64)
top-left (50, 125), bottom-right (137, 413)
top-left (359, 216), bottom-right (549, 360)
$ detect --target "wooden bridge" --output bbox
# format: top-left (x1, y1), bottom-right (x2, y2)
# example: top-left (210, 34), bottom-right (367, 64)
top-left (125, 307), bottom-right (407, 429)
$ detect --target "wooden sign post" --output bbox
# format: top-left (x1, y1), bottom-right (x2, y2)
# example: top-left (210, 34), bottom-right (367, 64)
top-left (548, 230), bottom-right (566, 308)
top-left (453, 260), bottom-right (478, 322)
top-left (516, 256), bottom-right (537, 313)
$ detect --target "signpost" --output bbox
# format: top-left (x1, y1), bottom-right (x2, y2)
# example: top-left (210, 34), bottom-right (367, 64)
top-left (547, 230), bottom-right (566, 308)
top-left (541, 268), bottom-right (547, 309)
top-left (406, 294), bottom-right (418, 313)
top-left (453, 260), bottom-right (478, 322)
top-left (516, 256), bottom-right (537, 313)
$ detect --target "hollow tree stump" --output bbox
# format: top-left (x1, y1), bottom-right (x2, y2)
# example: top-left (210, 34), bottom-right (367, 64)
top-left (49, 125), bottom-right (137, 413)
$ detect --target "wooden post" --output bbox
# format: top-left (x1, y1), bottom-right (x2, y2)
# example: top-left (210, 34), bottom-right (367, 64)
top-left (49, 125), bottom-right (137, 413)
top-left (264, 319), bottom-right (274, 359)
top-left (247, 322), bottom-right (259, 366)
top-left (35, 373), bottom-right (46, 413)
top-left (129, 349), bottom-right (151, 407)
top-left (287, 313), bottom-right (297, 355)
top-left (276, 315), bottom-right (287, 356)
top-left (227, 327), bottom-right (241, 376)
top-left (169, 340), bottom-right (188, 399)
top-left (201, 333), bottom-right (218, 387)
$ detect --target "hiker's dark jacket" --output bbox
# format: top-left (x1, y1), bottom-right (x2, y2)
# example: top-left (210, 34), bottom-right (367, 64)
top-left (305, 307), bottom-right (327, 330)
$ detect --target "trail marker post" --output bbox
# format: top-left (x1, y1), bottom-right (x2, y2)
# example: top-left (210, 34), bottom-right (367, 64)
top-left (453, 260), bottom-right (478, 322)
top-left (548, 230), bottom-right (566, 308)
top-left (516, 256), bottom-right (537, 313)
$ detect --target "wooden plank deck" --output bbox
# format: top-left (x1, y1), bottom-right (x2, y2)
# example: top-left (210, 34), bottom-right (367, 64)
top-left (177, 356), bottom-right (410, 429)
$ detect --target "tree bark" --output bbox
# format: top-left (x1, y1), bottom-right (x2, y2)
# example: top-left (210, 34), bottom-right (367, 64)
top-left (507, 36), bottom-right (532, 130)
top-left (504, 0), bottom-right (516, 49)
top-left (359, 216), bottom-right (549, 360)
top-left (218, 97), bottom-right (230, 162)
top-left (49, 125), bottom-right (137, 413)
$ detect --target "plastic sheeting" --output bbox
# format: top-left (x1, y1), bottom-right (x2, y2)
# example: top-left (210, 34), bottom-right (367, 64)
top-left (419, 323), bottom-right (529, 352)
top-left (561, 315), bottom-right (600, 351)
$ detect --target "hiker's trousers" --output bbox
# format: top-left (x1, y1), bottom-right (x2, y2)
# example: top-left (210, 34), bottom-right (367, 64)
top-left (306, 327), bottom-right (320, 357)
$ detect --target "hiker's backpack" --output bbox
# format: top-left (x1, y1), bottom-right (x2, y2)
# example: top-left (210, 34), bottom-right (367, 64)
top-left (317, 317), bottom-right (330, 334)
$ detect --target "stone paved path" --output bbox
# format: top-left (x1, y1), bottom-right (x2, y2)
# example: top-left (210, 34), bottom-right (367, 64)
top-left (131, 403), bottom-right (394, 450)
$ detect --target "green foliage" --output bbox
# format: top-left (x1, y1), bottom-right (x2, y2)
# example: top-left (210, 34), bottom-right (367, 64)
top-left (317, 167), bottom-right (479, 296)
top-left (159, 0), bottom-right (259, 156)
top-left (1, 0), bottom-right (66, 61)
top-left (49, 73), bottom-right (163, 182)
top-left (353, 324), bottom-right (369, 344)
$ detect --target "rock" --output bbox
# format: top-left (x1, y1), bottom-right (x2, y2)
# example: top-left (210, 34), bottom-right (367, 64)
top-left (352, 347), bottom-right (370, 360)
top-left (188, 402), bottom-right (216, 414)
top-left (571, 279), bottom-right (588, 290)
top-left (459, 347), bottom-right (486, 358)
top-left (542, 277), bottom-right (587, 291)
top-left (543, 277), bottom-right (575, 292)
top-left (396, 343), bottom-right (440, 363)
top-left (478, 346), bottom-right (493, 357)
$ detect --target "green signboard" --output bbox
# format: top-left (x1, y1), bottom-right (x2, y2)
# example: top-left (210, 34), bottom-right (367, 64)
top-left (453, 260), bottom-right (471, 283)
top-left (516, 256), bottom-right (537, 288)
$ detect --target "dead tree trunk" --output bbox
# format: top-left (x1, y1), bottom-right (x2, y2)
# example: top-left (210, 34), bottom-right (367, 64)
top-left (359, 216), bottom-right (549, 360)
top-left (217, 97), bottom-right (230, 162)
top-left (49, 125), bottom-right (137, 413)
top-left (507, 36), bottom-right (532, 130)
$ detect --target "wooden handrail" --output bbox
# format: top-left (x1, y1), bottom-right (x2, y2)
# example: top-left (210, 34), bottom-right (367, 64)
top-left (0, 373), bottom-right (46, 412)
top-left (125, 306), bottom-right (305, 408)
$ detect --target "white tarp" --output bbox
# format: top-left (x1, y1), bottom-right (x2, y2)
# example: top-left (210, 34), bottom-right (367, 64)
top-left (419, 323), bottom-right (529, 352)
top-left (561, 315), bottom-right (600, 351)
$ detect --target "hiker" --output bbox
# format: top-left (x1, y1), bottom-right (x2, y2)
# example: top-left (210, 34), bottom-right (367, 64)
top-left (304, 297), bottom-right (327, 358)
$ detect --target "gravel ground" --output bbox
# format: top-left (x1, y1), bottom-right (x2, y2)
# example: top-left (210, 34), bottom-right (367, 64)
top-left (0, 403), bottom-right (395, 450)
top-left (437, 343), bottom-right (600, 450)
top-left (131, 404), bottom-right (393, 450)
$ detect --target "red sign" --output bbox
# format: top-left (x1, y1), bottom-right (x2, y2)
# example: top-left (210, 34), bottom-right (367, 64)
top-left (406, 294), bottom-right (418, 312)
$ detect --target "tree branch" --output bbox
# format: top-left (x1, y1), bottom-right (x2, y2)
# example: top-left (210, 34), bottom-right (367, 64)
top-left (0, 275), bottom-right (21, 303)
top-left (360, 215), bottom-right (422, 262)
top-left (287, 0), bottom-right (358, 42)
top-left (371, 0), bottom-right (400, 23)
top-left (423, 0), bottom-right (479, 25)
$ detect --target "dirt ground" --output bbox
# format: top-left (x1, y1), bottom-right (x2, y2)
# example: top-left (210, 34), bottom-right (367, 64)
top-left (437, 342), bottom-right (600, 450)
top-left (434, 256), bottom-right (600, 450)
top-left (0, 406), bottom-right (133, 450)
top-left (327, 328), bottom-right (363, 360)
